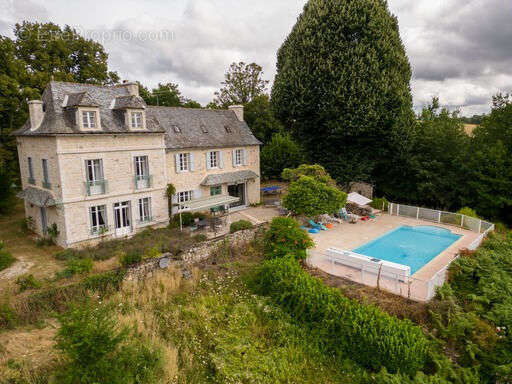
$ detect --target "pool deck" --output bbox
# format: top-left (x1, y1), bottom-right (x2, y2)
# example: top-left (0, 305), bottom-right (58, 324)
top-left (307, 213), bottom-right (479, 300)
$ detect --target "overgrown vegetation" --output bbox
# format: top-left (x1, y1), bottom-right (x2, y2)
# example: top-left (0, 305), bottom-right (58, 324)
top-left (0, 241), bottom-right (16, 271)
top-left (229, 219), bottom-right (253, 233)
top-left (264, 217), bottom-right (314, 260)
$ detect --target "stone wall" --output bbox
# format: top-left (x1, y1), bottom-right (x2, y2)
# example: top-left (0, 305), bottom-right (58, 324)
top-left (124, 225), bottom-right (263, 281)
top-left (348, 181), bottom-right (374, 199)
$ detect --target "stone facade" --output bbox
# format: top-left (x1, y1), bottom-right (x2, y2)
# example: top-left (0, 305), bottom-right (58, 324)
top-left (15, 81), bottom-right (261, 248)
top-left (168, 145), bottom-right (260, 211)
top-left (348, 181), bottom-right (374, 200)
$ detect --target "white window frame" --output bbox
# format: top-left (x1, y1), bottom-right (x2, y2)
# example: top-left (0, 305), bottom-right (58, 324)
top-left (90, 205), bottom-right (107, 234)
top-left (235, 149), bottom-right (243, 166)
top-left (82, 110), bottom-right (97, 129)
top-left (131, 111), bottom-right (143, 128)
top-left (134, 155), bottom-right (149, 178)
top-left (178, 153), bottom-right (190, 172)
top-left (208, 151), bottom-right (218, 169)
top-left (178, 190), bottom-right (193, 203)
top-left (85, 159), bottom-right (104, 182)
top-left (138, 197), bottom-right (152, 223)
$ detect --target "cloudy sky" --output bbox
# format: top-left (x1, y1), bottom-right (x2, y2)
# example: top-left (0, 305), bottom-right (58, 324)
top-left (1, 0), bottom-right (511, 115)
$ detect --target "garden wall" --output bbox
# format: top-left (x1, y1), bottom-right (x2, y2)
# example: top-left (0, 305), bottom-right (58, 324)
top-left (125, 225), bottom-right (264, 281)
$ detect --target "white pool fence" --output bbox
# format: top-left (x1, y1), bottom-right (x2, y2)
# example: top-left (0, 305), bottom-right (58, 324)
top-left (307, 203), bottom-right (494, 301)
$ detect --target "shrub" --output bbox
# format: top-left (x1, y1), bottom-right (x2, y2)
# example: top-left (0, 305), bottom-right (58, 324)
top-left (55, 249), bottom-right (79, 261)
top-left (0, 241), bottom-right (16, 271)
top-left (57, 258), bottom-right (93, 279)
top-left (282, 164), bottom-right (335, 185)
top-left (264, 217), bottom-right (314, 260)
top-left (16, 274), bottom-right (42, 292)
top-left (55, 303), bottom-right (163, 384)
top-left (456, 207), bottom-right (480, 219)
top-left (283, 175), bottom-right (347, 216)
top-left (253, 257), bottom-right (429, 375)
top-left (120, 250), bottom-right (143, 267)
top-left (230, 220), bottom-right (253, 233)
top-left (169, 212), bottom-right (206, 228)
top-left (0, 302), bottom-right (17, 329)
top-left (371, 197), bottom-right (389, 211)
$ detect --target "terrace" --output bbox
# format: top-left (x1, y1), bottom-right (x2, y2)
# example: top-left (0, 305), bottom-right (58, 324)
top-left (307, 205), bottom-right (493, 302)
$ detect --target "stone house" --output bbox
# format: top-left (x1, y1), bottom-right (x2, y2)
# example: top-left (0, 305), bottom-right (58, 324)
top-left (14, 81), bottom-right (261, 248)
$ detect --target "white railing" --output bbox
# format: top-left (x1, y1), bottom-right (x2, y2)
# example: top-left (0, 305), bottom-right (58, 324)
top-left (307, 204), bottom-right (494, 301)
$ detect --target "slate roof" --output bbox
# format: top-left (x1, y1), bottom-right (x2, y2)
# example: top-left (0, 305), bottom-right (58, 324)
top-left (112, 95), bottom-right (146, 110)
top-left (64, 92), bottom-right (100, 107)
top-left (17, 187), bottom-right (56, 207)
top-left (13, 81), bottom-right (261, 150)
top-left (201, 170), bottom-right (259, 186)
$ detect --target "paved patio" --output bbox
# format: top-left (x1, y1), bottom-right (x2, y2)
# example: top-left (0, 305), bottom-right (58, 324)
top-left (306, 213), bottom-right (480, 301)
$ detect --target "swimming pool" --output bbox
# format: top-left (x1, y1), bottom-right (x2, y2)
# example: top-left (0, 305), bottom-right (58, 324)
top-left (353, 226), bottom-right (462, 274)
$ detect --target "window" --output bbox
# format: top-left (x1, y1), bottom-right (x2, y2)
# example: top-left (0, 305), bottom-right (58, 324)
top-left (134, 156), bottom-right (149, 178)
top-left (173, 125), bottom-right (181, 133)
top-left (208, 151), bottom-right (218, 169)
top-left (42, 159), bottom-right (50, 189)
top-left (138, 197), bottom-right (152, 223)
top-left (131, 111), bottom-right (143, 128)
top-left (210, 186), bottom-right (222, 196)
top-left (82, 111), bottom-right (96, 128)
top-left (90, 205), bottom-right (107, 234)
top-left (200, 124), bottom-right (208, 133)
top-left (178, 190), bottom-right (193, 203)
top-left (28, 157), bottom-right (35, 184)
top-left (224, 125), bottom-right (232, 133)
top-left (86, 159), bottom-right (104, 182)
top-left (178, 153), bottom-right (190, 172)
top-left (234, 149), bottom-right (243, 166)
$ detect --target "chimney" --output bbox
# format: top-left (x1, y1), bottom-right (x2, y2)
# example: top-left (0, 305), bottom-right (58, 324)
top-left (28, 100), bottom-right (44, 130)
top-left (120, 80), bottom-right (139, 96)
top-left (228, 105), bottom-right (244, 121)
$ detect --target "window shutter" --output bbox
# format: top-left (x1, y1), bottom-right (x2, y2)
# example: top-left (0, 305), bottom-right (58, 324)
top-left (193, 189), bottom-right (202, 199)
top-left (206, 152), bottom-right (211, 170)
top-left (232, 149), bottom-right (236, 167)
top-left (174, 153), bottom-right (180, 173)
top-left (219, 151), bottom-right (224, 169)
top-left (189, 153), bottom-right (195, 171)
top-left (242, 149), bottom-right (247, 166)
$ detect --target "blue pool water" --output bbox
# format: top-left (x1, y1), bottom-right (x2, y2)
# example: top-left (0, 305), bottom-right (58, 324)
top-left (353, 226), bottom-right (461, 274)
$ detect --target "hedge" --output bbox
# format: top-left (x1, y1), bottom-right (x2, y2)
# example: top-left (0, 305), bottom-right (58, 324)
top-left (254, 257), bottom-right (429, 375)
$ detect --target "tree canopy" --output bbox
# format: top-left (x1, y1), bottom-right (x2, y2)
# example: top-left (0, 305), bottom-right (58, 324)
top-left (261, 133), bottom-right (305, 180)
top-left (214, 62), bottom-right (269, 107)
top-left (271, 0), bottom-right (414, 186)
top-left (139, 82), bottom-right (201, 108)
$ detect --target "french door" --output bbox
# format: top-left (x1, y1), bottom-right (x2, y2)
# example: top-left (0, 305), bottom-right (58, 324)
top-left (114, 201), bottom-right (131, 237)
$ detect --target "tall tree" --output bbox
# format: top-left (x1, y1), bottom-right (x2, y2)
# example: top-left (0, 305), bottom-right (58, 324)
top-left (14, 22), bottom-right (119, 92)
top-left (271, 0), bottom-right (414, 187)
top-left (139, 82), bottom-right (201, 108)
top-left (213, 62), bottom-right (269, 107)
top-left (243, 94), bottom-right (283, 143)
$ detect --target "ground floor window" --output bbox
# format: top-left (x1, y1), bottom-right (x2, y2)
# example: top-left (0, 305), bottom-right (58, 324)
top-left (90, 205), bottom-right (107, 233)
top-left (138, 197), bottom-right (152, 223)
top-left (210, 185), bottom-right (222, 196)
top-left (178, 190), bottom-right (193, 203)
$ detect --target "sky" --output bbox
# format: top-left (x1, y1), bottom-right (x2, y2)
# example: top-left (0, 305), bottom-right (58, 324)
top-left (1, 0), bottom-right (512, 116)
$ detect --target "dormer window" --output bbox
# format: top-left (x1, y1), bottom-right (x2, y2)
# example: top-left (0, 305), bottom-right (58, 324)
top-left (224, 125), bottom-right (232, 133)
top-left (131, 111), bottom-right (142, 128)
top-left (200, 124), bottom-right (208, 133)
top-left (82, 111), bottom-right (97, 128)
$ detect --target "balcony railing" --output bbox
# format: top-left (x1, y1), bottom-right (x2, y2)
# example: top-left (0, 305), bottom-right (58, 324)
top-left (28, 177), bottom-right (35, 185)
top-left (137, 216), bottom-right (153, 225)
top-left (134, 175), bottom-right (152, 190)
top-left (85, 180), bottom-right (108, 196)
top-left (42, 180), bottom-right (52, 189)
top-left (90, 225), bottom-right (109, 236)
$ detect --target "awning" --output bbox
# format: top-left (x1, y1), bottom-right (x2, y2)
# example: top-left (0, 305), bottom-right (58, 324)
top-left (17, 187), bottom-right (57, 207)
top-left (176, 194), bottom-right (240, 212)
top-left (347, 192), bottom-right (372, 206)
top-left (201, 170), bottom-right (259, 186)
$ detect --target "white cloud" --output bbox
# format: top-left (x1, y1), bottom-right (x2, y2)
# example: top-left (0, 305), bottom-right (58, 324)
top-left (1, 0), bottom-right (511, 114)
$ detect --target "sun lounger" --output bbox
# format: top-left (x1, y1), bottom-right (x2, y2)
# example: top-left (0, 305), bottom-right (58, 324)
top-left (308, 219), bottom-right (327, 231)
top-left (339, 208), bottom-right (350, 222)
